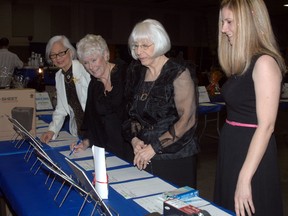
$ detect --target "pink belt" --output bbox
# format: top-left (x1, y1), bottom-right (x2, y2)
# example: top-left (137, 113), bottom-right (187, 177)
top-left (226, 119), bottom-right (258, 128)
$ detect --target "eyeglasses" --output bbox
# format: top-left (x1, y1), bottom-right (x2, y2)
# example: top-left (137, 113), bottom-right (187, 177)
top-left (131, 44), bottom-right (154, 50)
top-left (49, 48), bottom-right (69, 59)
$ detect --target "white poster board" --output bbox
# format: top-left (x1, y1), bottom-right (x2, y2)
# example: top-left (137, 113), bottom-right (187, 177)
top-left (281, 83), bottom-right (288, 98)
top-left (198, 86), bottom-right (210, 103)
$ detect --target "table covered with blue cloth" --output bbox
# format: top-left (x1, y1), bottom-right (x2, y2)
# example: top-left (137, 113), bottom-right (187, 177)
top-left (0, 140), bottom-right (150, 216)
top-left (15, 67), bottom-right (57, 86)
top-left (279, 99), bottom-right (288, 110)
top-left (198, 102), bottom-right (225, 115)
top-left (0, 111), bottom-right (235, 216)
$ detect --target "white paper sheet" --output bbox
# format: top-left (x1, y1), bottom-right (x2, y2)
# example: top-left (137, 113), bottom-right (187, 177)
top-left (75, 159), bottom-right (94, 171)
top-left (36, 110), bottom-right (54, 115)
top-left (56, 131), bottom-right (77, 140)
top-left (107, 166), bottom-right (153, 183)
top-left (36, 126), bottom-right (49, 134)
top-left (133, 194), bottom-right (164, 214)
top-left (92, 145), bottom-right (108, 199)
top-left (184, 196), bottom-right (210, 207)
top-left (281, 83), bottom-right (288, 98)
top-left (48, 139), bottom-right (75, 148)
top-left (38, 130), bottom-right (75, 140)
top-left (110, 177), bottom-right (176, 199)
top-left (60, 148), bottom-right (93, 159)
top-left (198, 86), bottom-right (211, 103)
top-left (36, 120), bottom-right (49, 127)
top-left (215, 102), bottom-right (225, 105)
top-left (105, 156), bottom-right (129, 168)
top-left (36, 132), bottom-right (45, 137)
top-left (199, 102), bottom-right (217, 106)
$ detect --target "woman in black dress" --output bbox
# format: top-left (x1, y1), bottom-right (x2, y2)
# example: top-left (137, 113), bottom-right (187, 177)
top-left (71, 34), bottom-right (131, 161)
top-left (214, 1), bottom-right (286, 215)
top-left (123, 19), bottom-right (199, 188)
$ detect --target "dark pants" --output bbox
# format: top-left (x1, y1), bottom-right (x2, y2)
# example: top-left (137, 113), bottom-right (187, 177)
top-left (145, 155), bottom-right (197, 188)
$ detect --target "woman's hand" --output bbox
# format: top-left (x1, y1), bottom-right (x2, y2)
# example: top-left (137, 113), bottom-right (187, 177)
top-left (131, 137), bottom-right (146, 155)
top-left (134, 144), bottom-right (156, 170)
top-left (40, 131), bottom-right (54, 144)
top-left (70, 139), bottom-right (90, 153)
top-left (234, 179), bottom-right (255, 216)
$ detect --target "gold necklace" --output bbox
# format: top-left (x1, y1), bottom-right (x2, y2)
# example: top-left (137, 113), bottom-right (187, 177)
top-left (140, 81), bottom-right (155, 101)
top-left (139, 58), bottom-right (167, 101)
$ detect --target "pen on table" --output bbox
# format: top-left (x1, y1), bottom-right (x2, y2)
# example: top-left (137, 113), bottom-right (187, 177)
top-left (69, 139), bottom-right (82, 156)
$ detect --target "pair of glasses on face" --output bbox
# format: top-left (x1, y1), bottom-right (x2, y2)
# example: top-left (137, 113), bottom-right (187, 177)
top-left (131, 43), bottom-right (154, 51)
top-left (49, 48), bottom-right (69, 60)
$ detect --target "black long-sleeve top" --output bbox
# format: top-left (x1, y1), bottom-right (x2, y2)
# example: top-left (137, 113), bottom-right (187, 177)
top-left (81, 63), bottom-right (127, 157)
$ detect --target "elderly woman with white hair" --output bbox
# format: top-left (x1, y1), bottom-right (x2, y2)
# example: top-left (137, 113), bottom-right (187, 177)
top-left (40, 35), bottom-right (90, 144)
top-left (70, 34), bottom-right (131, 161)
top-left (123, 19), bottom-right (199, 188)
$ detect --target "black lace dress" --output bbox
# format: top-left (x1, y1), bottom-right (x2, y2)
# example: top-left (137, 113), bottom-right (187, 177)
top-left (123, 59), bottom-right (199, 187)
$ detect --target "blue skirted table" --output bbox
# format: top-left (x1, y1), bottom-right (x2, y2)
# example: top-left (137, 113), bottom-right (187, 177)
top-left (0, 112), bottom-right (235, 216)
top-left (198, 102), bottom-right (226, 140)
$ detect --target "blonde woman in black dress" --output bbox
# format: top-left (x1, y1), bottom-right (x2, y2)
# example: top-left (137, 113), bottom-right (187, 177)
top-left (214, 1), bottom-right (286, 215)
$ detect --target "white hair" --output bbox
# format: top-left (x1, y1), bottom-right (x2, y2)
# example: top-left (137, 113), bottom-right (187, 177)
top-left (128, 19), bottom-right (171, 59)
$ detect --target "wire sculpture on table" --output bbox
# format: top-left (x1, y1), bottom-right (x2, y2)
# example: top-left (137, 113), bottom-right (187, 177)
top-left (6, 114), bottom-right (116, 216)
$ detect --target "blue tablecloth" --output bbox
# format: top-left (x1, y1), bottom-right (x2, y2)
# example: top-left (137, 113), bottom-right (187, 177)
top-left (279, 99), bottom-right (288, 110)
top-left (0, 140), bottom-right (149, 216)
top-left (15, 67), bottom-right (56, 86)
top-left (198, 102), bottom-right (225, 115)
top-left (0, 110), bottom-right (235, 216)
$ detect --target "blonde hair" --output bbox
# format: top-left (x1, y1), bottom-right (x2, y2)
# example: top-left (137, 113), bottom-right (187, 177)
top-left (218, 0), bottom-right (286, 76)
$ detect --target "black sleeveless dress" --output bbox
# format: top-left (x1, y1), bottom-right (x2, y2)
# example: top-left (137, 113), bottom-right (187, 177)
top-left (214, 55), bottom-right (283, 216)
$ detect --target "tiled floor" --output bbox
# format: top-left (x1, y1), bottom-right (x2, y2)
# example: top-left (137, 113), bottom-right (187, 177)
top-left (197, 109), bottom-right (288, 216)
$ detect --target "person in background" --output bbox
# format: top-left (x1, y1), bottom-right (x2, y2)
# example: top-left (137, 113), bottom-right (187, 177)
top-left (122, 19), bottom-right (199, 188)
top-left (214, 0), bottom-right (286, 215)
top-left (0, 37), bottom-right (23, 75)
top-left (70, 34), bottom-right (132, 161)
top-left (40, 35), bottom-right (90, 144)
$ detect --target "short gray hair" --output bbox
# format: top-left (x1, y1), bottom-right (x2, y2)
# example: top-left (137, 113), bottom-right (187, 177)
top-left (76, 34), bottom-right (109, 61)
top-left (45, 35), bottom-right (76, 64)
top-left (128, 19), bottom-right (171, 60)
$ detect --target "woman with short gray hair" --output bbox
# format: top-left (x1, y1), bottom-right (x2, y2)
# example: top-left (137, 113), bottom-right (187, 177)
top-left (41, 35), bottom-right (90, 144)
top-left (123, 19), bottom-right (199, 188)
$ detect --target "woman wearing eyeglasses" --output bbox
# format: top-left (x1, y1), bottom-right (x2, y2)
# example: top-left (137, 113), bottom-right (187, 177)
top-left (123, 19), bottom-right (199, 188)
top-left (40, 35), bottom-right (90, 144)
